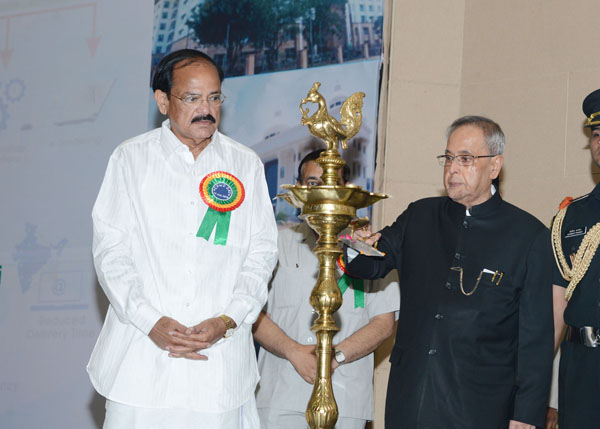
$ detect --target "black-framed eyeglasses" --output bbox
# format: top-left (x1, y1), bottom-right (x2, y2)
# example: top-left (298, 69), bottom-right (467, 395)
top-left (170, 93), bottom-right (226, 107)
top-left (436, 154), bottom-right (496, 167)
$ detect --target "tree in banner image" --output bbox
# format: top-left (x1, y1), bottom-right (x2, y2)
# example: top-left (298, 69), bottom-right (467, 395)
top-left (308, 0), bottom-right (346, 58)
top-left (186, 0), bottom-right (290, 75)
top-left (187, 0), bottom-right (347, 75)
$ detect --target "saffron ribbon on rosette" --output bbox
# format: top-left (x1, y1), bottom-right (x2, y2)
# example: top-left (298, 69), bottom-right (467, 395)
top-left (196, 171), bottom-right (245, 246)
top-left (336, 254), bottom-right (365, 308)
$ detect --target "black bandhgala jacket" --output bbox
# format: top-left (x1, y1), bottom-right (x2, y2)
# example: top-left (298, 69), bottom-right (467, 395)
top-left (346, 192), bottom-right (553, 429)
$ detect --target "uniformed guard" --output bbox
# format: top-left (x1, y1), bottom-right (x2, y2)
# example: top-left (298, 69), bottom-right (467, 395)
top-left (551, 88), bottom-right (600, 429)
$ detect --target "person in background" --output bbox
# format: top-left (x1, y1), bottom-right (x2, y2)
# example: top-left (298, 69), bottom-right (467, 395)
top-left (254, 150), bottom-right (399, 429)
top-left (551, 88), bottom-right (600, 429)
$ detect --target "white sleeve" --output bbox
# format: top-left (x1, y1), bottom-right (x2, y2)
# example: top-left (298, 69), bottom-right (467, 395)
top-left (365, 270), bottom-right (400, 319)
top-left (222, 158), bottom-right (278, 326)
top-left (92, 150), bottom-right (162, 335)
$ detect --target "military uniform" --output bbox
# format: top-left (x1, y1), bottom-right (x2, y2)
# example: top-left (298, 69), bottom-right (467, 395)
top-left (551, 88), bottom-right (600, 429)
top-left (346, 191), bottom-right (554, 429)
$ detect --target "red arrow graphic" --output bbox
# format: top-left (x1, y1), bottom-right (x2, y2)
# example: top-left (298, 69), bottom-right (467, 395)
top-left (1, 18), bottom-right (13, 68)
top-left (86, 3), bottom-right (100, 56)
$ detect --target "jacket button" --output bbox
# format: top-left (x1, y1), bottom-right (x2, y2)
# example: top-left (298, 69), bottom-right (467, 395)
top-left (454, 252), bottom-right (461, 260)
top-left (428, 349), bottom-right (437, 355)
top-left (445, 282), bottom-right (452, 290)
top-left (463, 220), bottom-right (469, 228)
top-left (434, 313), bottom-right (444, 320)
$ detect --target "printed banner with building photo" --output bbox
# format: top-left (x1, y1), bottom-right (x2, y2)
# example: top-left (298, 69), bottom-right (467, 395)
top-left (150, 0), bottom-right (385, 223)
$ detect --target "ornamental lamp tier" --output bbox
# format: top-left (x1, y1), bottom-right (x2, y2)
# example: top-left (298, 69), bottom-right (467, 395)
top-left (276, 82), bottom-right (388, 429)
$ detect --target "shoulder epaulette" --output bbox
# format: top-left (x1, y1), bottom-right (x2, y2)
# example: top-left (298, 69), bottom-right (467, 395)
top-left (558, 196), bottom-right (573, 210)
top-left (557, 193), bottom-right (589, 210)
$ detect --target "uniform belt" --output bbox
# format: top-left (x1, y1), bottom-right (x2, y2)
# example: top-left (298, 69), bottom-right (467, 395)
top-left (565, 325), bottom-right (600, 347)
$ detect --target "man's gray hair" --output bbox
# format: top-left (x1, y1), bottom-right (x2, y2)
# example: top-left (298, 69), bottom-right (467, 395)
top-left (446, 115), bottom-right (505, 155)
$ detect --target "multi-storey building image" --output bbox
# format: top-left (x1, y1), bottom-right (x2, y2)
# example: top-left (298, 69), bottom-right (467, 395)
top-left (151, 0), bottom-right (384, 76)
top-left (345, 0), bottom-right (383, 50)
top-left (152, 0), bottom-right (180, 55)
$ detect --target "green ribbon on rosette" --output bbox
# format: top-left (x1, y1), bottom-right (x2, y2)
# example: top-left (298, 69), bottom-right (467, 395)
top-left (336, 255), bottom-right (365, 308)
top-left (196, 171), bottom-right (245, 246)
top-left (196, 210), bottom-right (231, 246)
top-left (337, 274), bottom-right (365, 308)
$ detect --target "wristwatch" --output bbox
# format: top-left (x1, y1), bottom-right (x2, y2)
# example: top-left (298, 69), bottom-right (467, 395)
top-left (334, 349), bottom-right (346, 365)
top-left (218, 314), bottom-right (236, 338)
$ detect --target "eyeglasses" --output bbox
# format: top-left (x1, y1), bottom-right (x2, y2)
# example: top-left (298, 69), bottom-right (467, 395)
top-left (170, 93), bottom-right (226, 107)
top-left (436, 154), bottom-right (496, 167)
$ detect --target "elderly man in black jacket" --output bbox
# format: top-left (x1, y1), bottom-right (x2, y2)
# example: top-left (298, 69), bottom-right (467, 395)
top-left (347, 115), bottom-right (553, 429)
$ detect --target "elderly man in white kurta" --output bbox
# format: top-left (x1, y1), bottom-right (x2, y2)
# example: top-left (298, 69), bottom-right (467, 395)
top-left (87, 49), bottom-right (277, 429)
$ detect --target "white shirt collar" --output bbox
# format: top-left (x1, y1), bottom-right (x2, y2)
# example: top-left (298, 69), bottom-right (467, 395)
top-left (159, 119), bottom-right (219, 161)
top-left (465, 184), bottom-right (497, 216)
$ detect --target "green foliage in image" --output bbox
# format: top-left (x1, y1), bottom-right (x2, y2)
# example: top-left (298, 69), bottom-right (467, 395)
top-left (187, 0), bottom-right (346, 75)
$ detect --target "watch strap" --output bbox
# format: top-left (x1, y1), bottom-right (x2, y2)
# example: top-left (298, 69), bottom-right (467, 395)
top-left (219, 314), bottom-right (235, 337)
top-left (334, 349), bottom-right (346, 364)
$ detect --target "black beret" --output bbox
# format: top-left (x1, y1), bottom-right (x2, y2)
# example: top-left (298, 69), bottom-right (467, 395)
top-left (582, 89), bottom-right (600, 128)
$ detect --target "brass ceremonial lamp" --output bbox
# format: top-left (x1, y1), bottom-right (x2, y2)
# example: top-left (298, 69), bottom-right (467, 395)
top-left (277, 82), bottom-right (387, 429)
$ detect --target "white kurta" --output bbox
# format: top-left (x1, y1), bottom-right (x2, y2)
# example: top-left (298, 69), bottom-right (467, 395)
top-left (256, 222), bottom-right (399, 420)
top-left (87, 120), bottom-right (278, 412)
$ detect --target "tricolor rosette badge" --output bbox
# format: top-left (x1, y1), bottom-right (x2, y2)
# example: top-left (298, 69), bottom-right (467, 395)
top-left (196, 171), bottom-right (245, 246)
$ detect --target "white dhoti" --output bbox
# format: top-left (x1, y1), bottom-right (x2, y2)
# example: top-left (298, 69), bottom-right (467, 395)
top-left (103, 396), bottom-right (260, 429)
